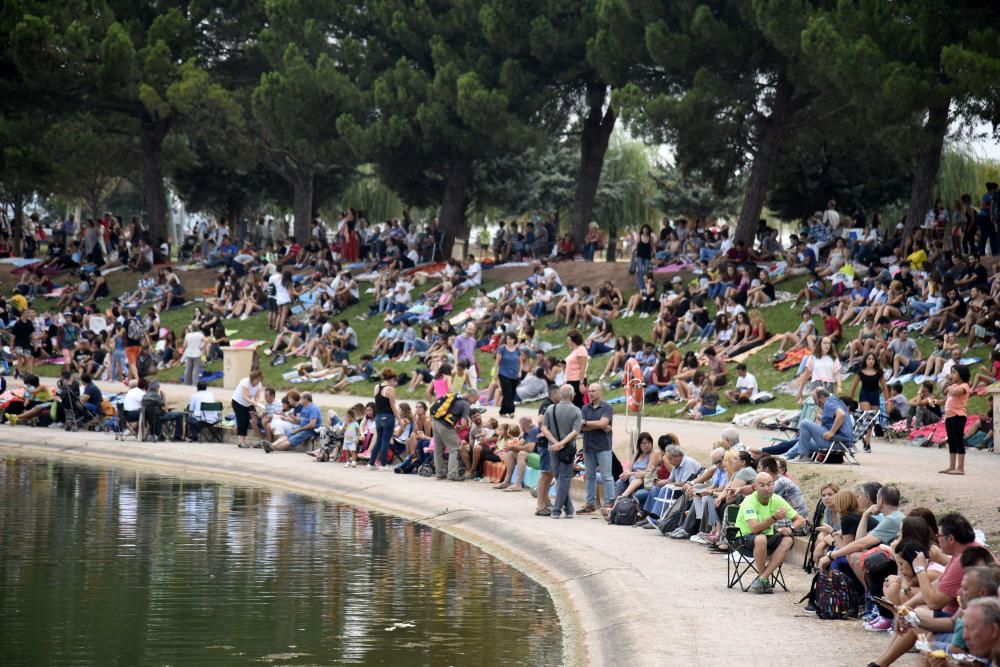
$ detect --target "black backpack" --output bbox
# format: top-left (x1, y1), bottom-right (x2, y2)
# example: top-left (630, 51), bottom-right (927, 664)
top-left (801, 569), bottom-right (862, 620)
top-left (607, 495), bottom-right (640, 526)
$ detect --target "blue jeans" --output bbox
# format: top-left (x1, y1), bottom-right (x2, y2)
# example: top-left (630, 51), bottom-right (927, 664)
top-left (700, 247), bottom-right (720, 262)
top-left (371, 413), bottom-right (396, 466)
top-left (908, 299), bottom-right (937, 318)
top-left (588, 341), bottom-right (613, 356)
top-left (634, 257), bottom-right (650, 292)
top-left (583, 243), bottom-right (596, 261)
top-left (110, 350), bottom-right (127, 382)
top-left (584, 449), bottom-right (614, 507)
top-left (786, 420), bottom-right (831, 460)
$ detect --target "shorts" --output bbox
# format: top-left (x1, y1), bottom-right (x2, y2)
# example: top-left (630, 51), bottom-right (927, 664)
top-left (901, 358), bottom-right (921, 373)
top-left (858, 390), bottom-right (881, 406)
top-left (289, 429), bottom-right (317, 447)
top-left (13, 347), bottom-right (30, 357)
top-left (125, 346), bottom-right (141, 365)
top-left (267, 298), bottom-right (277, 313)
top-left (536, 443), bottom-right (551, 473)
top-left (343, 439), bottom-right (357, 452)
top-left (737, 532), bottom-right (787, 556)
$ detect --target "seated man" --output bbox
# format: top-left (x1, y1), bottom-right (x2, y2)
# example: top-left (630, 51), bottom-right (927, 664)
top-left (724, 364), bottom-right (758, 404)
top-left (784, 387), bottom-right (854, 461)
top-left (265, 392), bottom-right (320, 452)
top-left (962, 598), bottom-right (1000, 666)
top-left (733, 471), bottom-right (806, 593)
top-left (140, 380), bottom-right (185, 441)
top-left (870, 563), bottom-right (1000, 667)
top-left (265, 315), bottom-right (306, 356)
top-left (641, 444), bottom-right (702, 524)
top-left (80, 372), bottom-right (103, 417)
top-left (185, 381), bottom-right (220, 442)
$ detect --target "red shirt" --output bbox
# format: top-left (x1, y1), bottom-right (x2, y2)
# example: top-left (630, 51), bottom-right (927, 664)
top-left (824, 315), bottom-right (842, 339)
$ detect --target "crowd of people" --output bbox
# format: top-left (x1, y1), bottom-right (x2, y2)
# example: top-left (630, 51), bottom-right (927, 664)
top-left (1, 195), bottom-right (1000, 663)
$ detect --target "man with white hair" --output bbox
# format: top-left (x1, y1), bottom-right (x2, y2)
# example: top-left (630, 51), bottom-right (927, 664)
top-left (722, 427), bottom-right (744, 451)
top-left (540, 384), bottom-right (582, 519)
top-left (963, 598), bottom-right (1000, 664)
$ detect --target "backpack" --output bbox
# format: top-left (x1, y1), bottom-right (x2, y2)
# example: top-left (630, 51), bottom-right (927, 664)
top-left (430, 392), bottom-right (460, 426)
top-left (607, 495), bottom-right (640, 526)
top-left (802, 569), bottom-right (862, 620)
top-left (127, 318), bottom-right (145, 342)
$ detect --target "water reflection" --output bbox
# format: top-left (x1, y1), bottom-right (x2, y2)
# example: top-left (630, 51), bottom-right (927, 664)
top-left (0, 457), bottom-right (561, 666)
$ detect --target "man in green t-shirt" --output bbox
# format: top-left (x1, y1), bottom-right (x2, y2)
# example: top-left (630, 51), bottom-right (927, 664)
top-left (735, 472), bottom-right (806, 593)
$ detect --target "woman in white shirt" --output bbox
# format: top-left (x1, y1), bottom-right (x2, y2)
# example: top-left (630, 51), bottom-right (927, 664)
top-left (232, 370), bottom-right (264, 448)
top-left (796, 336), bottom-right (843, 402)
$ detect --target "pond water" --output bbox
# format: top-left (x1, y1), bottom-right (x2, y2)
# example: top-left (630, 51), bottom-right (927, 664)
top-left (0, 457), bottom-right (561, 666)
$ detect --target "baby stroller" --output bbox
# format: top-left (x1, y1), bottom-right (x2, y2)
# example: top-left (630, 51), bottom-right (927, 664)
top-left (177, 234), bottom-right (198, 263)
top-left (311, 425), bottom-right (344, 462)
top-left (58, 382), bottom-right (101, 432)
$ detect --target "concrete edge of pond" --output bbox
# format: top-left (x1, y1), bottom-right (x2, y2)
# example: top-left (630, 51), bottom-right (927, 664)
top-left (0, 433), bottom-right (654, 667)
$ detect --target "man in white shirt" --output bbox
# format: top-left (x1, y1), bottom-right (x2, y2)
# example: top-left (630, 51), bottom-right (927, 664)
top-left (822, 199), bottom-right (841, 232)
top-left (185, 381), bottom-right (220, 441)
top-left (725, 364), bottom-right (759, 404)
top-left (122, 379), bottom-right (147, 421)
top-left (457, 255), bottom-right (483, 295)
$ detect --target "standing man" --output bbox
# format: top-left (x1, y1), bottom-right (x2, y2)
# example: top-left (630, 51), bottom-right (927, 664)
top-left (124, 307), bottom-right (152, 383)
top-left (431, 389), bottom-right (479, 482)
top-left (533, 384), bottom-right (560, 517)
top-left (541, 384), bottom-right (582, 519)
top-left (578, 384), bottom-right (615, 514)
top-left (452, 323), bottom-right (478, 384)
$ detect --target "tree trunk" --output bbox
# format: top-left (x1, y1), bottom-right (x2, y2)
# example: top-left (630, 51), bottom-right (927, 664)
top-left (734, 70), bottom-right (795, 247)
top-left (225, 190), bottom-right (245, 237)
top-left (11, 195), bottom-right (24, 256)
top-left (139, 115), bottom-right (170, 243)
top-left (903, 100), bottom-right (950, 238)
top-left (570, 83), bottom-right (617, 248)
top-left (438, 158), bottom-right (473, 260)
top-left (291, 167), bottom-right (314, 244)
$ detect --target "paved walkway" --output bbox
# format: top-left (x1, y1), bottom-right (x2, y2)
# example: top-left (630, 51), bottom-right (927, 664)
top-left (0, 424), bottom-right (912, 666)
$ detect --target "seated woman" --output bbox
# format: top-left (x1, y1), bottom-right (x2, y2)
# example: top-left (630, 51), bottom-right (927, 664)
top-left (873, 280), bottom-right (906, 322)
top-left (726, 310), bottom-right (768, 357)
top-left (644, 358), bottom-right (674, 402)
top-left (745, 269), bottom-right (776, 307)
top-left (793, 270), bottom-right (826, 308)
top-left (720, 311), bottom-right (753, 357)
top-left (585, 320), bottom-right (616, 356)
top-left (612, 432), bottom-right (656, 501)
top-left (623, 273), bottom-right (659, 318)
top-left (776, 309), bottom-right (817, 354)
top-left (5, 374), bottom-right (55, 426)
top-left (676, 446), bottom-right (729, 542)
top-left (675, 369), bottom-right (708, 415)
top-left (598, 335), bottom-right (630, 380)
top-left (810, 483), bottom-right (842, 566)
top-left (818, 237), bottom-right (850, 277)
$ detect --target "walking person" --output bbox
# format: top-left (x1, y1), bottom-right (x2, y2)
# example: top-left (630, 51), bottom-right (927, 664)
top-left (431, 389), bottom-right (479, 481)
top-left (180, 324), bottom-right (206, 386)
top-left (540, 385), bottom-right (582, 519)
top-left (848, 352), bottom-right (889, 452)
top-left (368, 368), bottom-right (401, 470)
top-left (578, 384), bottom-right (615, 514)
top-left (564, 329), bottom-right (589, 409)
top-left (940, 365), bottom-right (971, 475)
top-left (494, 333), bottom-right (520, 418)
top-left (232, 369), bottom-right (264, 448)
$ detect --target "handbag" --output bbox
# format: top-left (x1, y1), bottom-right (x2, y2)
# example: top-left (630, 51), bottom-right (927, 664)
top-left (549, 403), bottom-right (577, 464)
top-left (628, 254), bottom-right (637, 275)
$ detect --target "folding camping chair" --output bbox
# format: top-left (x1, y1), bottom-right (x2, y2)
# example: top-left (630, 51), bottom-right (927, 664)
top-left (725, 504), bottom-right (788, 592)
top-left (809, 409), bottom-right (870, 465)
top-left (186, 402), bottom-right (226, 442)
top-left (115, 403), bottom-right (140, 442)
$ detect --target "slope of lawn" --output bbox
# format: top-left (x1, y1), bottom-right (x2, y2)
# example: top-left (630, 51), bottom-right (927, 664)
top-left (33, 264), bottom-right (991, 422)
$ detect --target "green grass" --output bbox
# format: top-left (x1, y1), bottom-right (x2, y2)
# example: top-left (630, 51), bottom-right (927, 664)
top-left (34, 266), bottom-right (991, 422)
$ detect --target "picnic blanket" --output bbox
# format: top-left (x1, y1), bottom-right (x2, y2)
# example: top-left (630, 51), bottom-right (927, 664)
top-left (0, 257), bottom-right (41, 267)
top-left (908, 417), bottom-right (981, 446)
top-left (773, 347), bottom-right (808, 371)
top-left (652, 260), bottom-right (694, 274)
top-left (198, 371), bottom-right (224, 382)
top-left (729, 335), bottom-right (779, 363)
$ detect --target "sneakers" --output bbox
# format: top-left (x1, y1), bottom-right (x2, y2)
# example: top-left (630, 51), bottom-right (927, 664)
top-left (667, 527), bottom-right (691, 539)
top-left (343, 461), bottom-right (351, 468)
top-left (349, 461), bottom-right (356, 468)
top-left (803, 603), bottom-right (817, 614)
top-left (748, 577), bottom-right (768, 594)
top-left (367, 464), bottom-right (376, 471)
top-left (689, 534), bottom-right (713, 545)
top-left (577, 504), bottom-right (598, 514)
top-left (261, 441), bottom-right (273, 454)
top-left (861, 602), bottom-right (880, 622)
top-left (863, 616), bottom-right (892, 632)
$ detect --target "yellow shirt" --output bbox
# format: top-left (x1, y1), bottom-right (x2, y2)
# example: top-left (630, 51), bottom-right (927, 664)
top-left (907, 249), bottom-right (927, 270)
top-left (11, 293), bottom-right (27, 312)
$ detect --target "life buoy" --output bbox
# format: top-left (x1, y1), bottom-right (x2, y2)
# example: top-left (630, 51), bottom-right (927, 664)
top-left (623, 357), bottom-right (644, 413)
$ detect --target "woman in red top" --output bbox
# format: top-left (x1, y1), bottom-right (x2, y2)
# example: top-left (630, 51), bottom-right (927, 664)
top-left (940, 365), bottom-right (971, 476)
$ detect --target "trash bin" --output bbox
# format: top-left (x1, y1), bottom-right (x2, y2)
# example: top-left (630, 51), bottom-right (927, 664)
top-left (222, 347), bottom-right (256, 389)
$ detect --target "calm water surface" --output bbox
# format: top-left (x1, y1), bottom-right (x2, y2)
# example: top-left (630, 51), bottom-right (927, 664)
top-left (0, 457), bottom-right (561, 666)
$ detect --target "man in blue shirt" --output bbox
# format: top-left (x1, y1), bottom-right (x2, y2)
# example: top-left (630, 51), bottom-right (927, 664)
top-left (265, 392), bottom-right (320, 452)
top-left (785, 387), bottom-right (854, 461)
